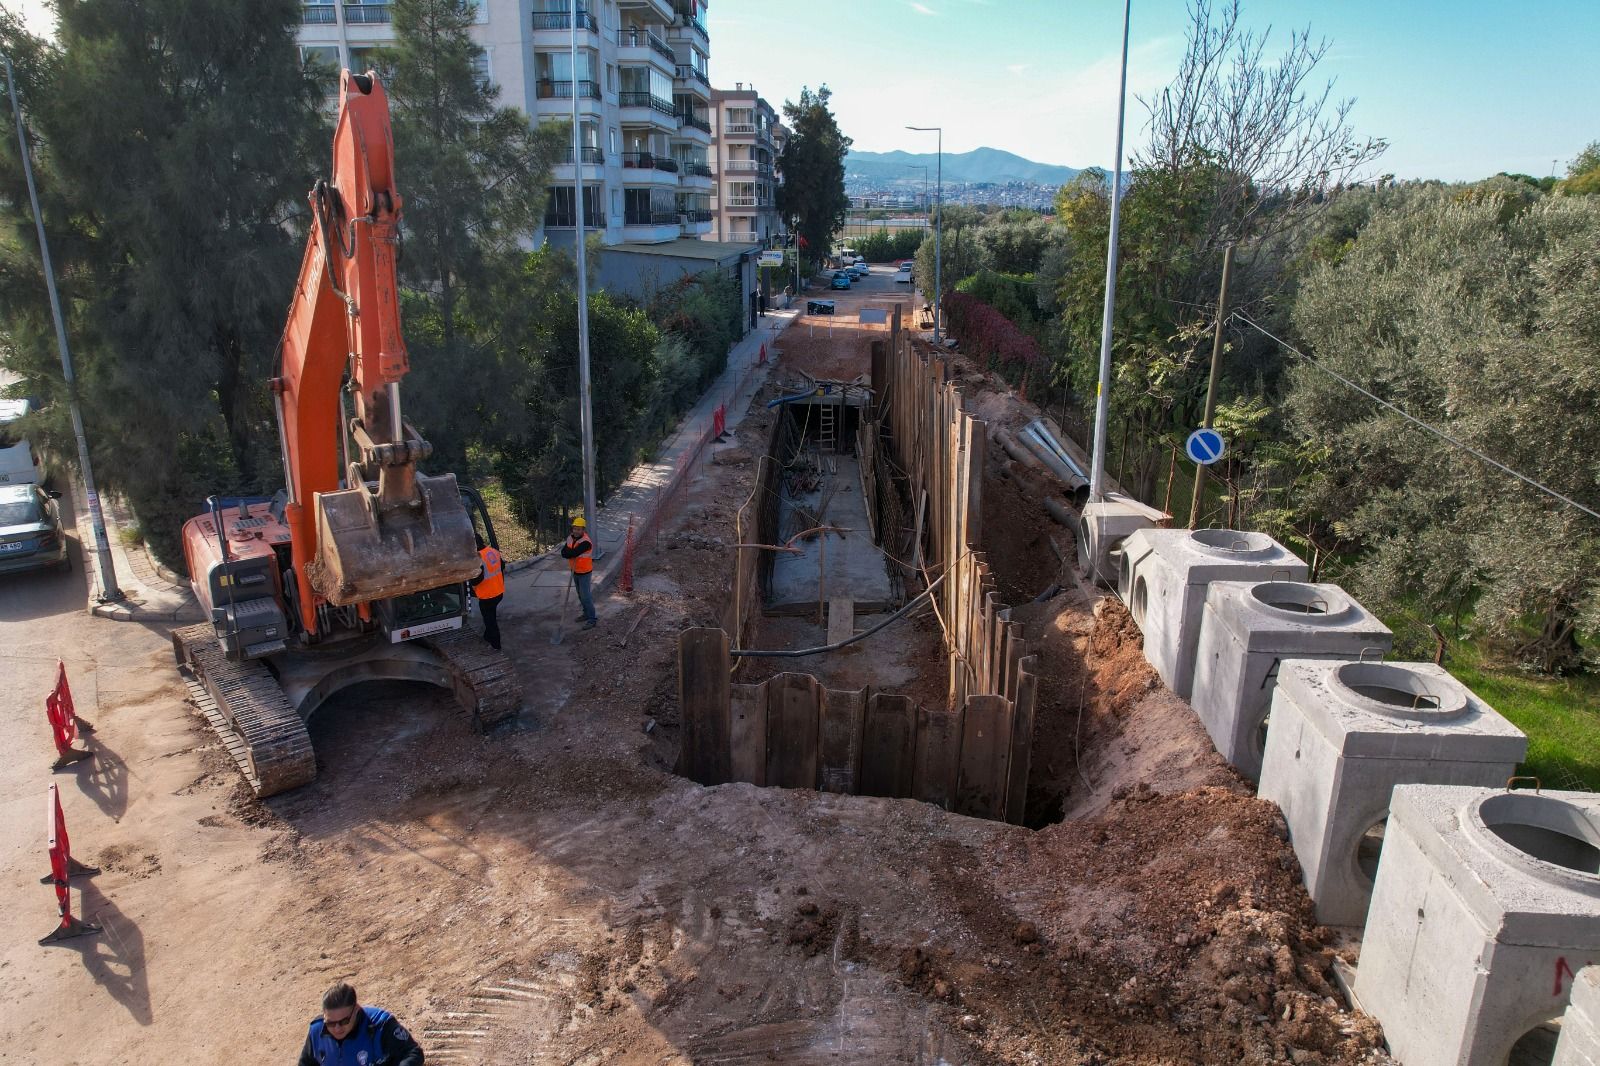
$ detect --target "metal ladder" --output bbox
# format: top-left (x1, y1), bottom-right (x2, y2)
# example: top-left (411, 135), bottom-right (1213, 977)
top-left (817, 397), bottom-right (837, 454)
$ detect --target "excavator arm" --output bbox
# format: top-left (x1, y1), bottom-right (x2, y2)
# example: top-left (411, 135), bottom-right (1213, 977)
top-left (272, 70), bottom-right (478, 632)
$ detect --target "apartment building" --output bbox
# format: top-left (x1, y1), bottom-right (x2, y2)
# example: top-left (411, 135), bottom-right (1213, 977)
top-left (708, 84), bottom-right (786, 246)
top-left (295, 0), bottom-right (719, 250)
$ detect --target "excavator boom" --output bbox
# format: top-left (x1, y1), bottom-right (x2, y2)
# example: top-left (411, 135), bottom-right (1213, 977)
top-left (274, 70), bottom-right (477, 623)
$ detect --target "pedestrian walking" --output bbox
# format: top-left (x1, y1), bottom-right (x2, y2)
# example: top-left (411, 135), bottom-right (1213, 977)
top-left (471, 534), bottom-right (504, 651)
top-left (297, 981), bottom-right (423, 1066)
top-left (561, 516), bottom-right (597, 629)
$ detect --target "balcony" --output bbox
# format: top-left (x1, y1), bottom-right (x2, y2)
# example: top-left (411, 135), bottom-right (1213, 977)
top-left (722, 160), bottom-right (771, 176)
top-left (723, 122), bottom-right (757, 136)
top-left (531, 10), bottom-right (598, 32)
top-left (561, 146), bottom-right (606, 164)
top-left (679, 209), bottom-right (714, 223)
top-left (676, 111), bottom-right (711, 134)
top-left (343, 2), bottom-right (390, 23)
top-left (621, 26), bottom-right (676, 63)
top-left (671, 4), bottom-right (709, 42)
top-left (619, 92), bottom-right (677, 117)
top-left (679, 162), bottom-right (714, 178)
top-left (537, 79), bottom-right (602, 100)
top-left (621, 151), bottom-right (677, 172)
top-left (724, 196), bottom-right (759, 208)
top-left (302, 4), bottom-right (336, 24)
top-left (625, 209), bottom-right (680, 226)
top-left (673, 64), bottom-right (711, 91)
top-left (545, 209), bottom-right (605, 229)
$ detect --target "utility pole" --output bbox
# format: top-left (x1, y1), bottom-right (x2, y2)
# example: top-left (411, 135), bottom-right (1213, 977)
top-left (570, 3), bottom-right (599, 553)
top-left (4, 58), bottom-right (121, 601)
top-left (1188, 243), bottom-right (1234, 528)
top-left (1088, 0), bottom-right (1132, 503)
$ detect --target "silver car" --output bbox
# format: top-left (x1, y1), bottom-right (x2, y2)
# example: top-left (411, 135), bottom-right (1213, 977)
top-left (0, 483), bottom-right (69, 575)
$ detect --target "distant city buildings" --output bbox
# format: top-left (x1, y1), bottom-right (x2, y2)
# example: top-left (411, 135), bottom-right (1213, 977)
top-left (846, 178), bottom-right (1060, 213)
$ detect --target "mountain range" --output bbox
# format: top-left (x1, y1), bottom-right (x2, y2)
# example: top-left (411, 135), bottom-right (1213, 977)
top-left (845, 147), bottom-right (1082, 187)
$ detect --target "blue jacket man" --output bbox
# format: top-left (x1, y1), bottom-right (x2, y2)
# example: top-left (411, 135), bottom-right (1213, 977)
top-left (297, 982), bottom-right (424, 1066)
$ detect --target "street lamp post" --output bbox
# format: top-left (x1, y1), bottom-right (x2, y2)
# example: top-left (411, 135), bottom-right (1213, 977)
top-left (905, 125), bottom-right (942, 343)
top-left (570, 0), bottom-right (599, 551)
top-left (1087, 0), bottom-right (1132, 504)
top-left (4, 57), bottom-right (121, 601)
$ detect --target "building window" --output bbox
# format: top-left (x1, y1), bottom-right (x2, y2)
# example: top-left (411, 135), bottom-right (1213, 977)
top-left (300, 45), bottom-right (340, 76)
top-left (546, 184), bottom-right (602, 229)
top-left (471, 51), bottom-right (491, 90)
top-left (535, 50), bottom-right (599, 99)
top-left (343, 0), bottom-right (391, 25)
top-left (301, 0), bottom-right (336, 25)
top-left (467, 0), bottom-right (487, 23)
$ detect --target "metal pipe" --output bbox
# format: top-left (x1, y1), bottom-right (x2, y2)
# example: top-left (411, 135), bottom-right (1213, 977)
top-left (5, 57), bottom-right (120, 601)
top-left (1088, 0), bottom-right (1132, 503)
top-left (387, 381), bottom-right (402, 443)
top-left (273, 384), bottom-right (297, 502)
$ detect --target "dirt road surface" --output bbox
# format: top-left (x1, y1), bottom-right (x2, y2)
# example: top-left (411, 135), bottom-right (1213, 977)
top-left (1, 284), bottom-right (1391, 1064)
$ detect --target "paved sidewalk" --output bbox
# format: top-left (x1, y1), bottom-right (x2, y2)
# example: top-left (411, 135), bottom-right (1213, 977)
top-left (76, 310), bottom-right (797, 630)
top-left (500, 308), bottom-right (797, 627)
top-left (76, 489), bottom-right (205, 624)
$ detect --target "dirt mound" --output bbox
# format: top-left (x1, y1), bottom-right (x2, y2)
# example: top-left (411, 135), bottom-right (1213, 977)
top-left (982, 785), bottom-right (1389, 1064)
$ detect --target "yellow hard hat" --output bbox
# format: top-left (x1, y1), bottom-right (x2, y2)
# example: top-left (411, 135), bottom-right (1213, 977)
top-left (571, 516), bottom-right (587, 528)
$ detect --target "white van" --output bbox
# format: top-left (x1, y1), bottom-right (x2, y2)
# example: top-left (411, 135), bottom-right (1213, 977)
top-left (0, 399), bottom-right (43, 486)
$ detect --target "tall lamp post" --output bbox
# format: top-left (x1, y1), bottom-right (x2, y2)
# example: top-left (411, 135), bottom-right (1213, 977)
top-left (570, 0), bottom-right (599, 550)
top-left (905, 125), bottom-right (941, 343)
top-left (1087, 0), bottom-right (1132, 504)
top-left (4, 57), bottom-right (121, 601)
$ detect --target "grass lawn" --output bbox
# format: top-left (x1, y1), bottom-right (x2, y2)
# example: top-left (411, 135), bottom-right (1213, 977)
top-left (1443, 638), bottom-right (1600, 792)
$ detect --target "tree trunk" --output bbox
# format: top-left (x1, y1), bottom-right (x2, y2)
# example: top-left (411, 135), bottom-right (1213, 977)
top-left (1514, 601), bottom-right (1582, 675)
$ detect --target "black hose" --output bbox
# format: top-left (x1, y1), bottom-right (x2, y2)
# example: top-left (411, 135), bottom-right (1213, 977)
top-left (729, 568), bottom-right (947, 658)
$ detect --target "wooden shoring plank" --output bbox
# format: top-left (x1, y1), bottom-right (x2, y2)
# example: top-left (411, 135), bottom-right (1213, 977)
top-left (984, 588), bottom-right (1003, 695)
top-left (954, 693), bottom-right (1013, 821)
top-left (729, 681), bottom-right (768, 786)
top-left (677, 628), bottom-right (732, 785)
top-left (1003, 620), bottom-right (1027, 704)
top-left (1005, 656), bottom-right (1040, 825)
top-left (766, 672), bottom-right (822, 789)
top-left (966, 414), bottom-right (987, 551)
top-left (819, 687), bottom-right (867, 794)
top-left (912, 700), bottom-right (961, 810)
top-left (860, 693), bottom-right (917, 798)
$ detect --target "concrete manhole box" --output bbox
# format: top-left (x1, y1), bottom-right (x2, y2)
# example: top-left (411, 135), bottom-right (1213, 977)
top-left (1554, 964), bottom-right (1600, 1065)
top-left (1259, 660), bottom-right (1525, 927)
top-left (1117, 528), bottom-right (1306, 699)
top-left (1355, 785), bottom-right (1600, 1066)
top-left (1190, 580), bottom-right (1393, 782)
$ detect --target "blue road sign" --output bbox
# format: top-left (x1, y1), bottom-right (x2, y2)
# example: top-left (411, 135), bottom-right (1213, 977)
top-left (1186, 427), bottom-right (1226, 465)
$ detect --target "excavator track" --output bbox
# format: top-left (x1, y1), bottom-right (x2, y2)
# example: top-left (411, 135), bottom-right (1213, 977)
top-left (172, 624), bottom-right (317, 798)
top-left (424, 629), bottom-right (522, 730)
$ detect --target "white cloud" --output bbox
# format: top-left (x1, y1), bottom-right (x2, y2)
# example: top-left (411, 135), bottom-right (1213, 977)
top-left (909, 2), bottom-right (938, 15)
top-left (1007, 64), bottom-right (1030, 75)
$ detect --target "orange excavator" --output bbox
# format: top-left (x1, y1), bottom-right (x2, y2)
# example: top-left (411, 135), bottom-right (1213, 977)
top-left (171, 71), bottom-right (521, 796)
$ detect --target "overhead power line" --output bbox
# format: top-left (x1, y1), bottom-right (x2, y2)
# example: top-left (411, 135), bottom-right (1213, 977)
top-left (1232, 311), bottom-right (1600, 523)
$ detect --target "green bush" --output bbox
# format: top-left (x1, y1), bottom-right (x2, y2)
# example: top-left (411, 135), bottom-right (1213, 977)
top-left (855, 227), bottom-right (927, 263)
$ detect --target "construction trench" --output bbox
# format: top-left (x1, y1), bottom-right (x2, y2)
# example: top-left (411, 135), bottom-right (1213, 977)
top-left (654, 303), bottom-right (1594, 1065)
top-left (86, 295), bottom-right (1589, 1065)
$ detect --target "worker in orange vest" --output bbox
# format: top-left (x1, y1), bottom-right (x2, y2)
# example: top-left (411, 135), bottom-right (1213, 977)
top-left (560, 516), bottom-right (597, 629)
top-left (470, 534), bottom-right (505, 650)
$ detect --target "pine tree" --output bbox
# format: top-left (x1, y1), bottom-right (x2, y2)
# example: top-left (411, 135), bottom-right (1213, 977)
top-left (0, 1), bottom-right (324, 562)
top-left (777, 87), bottom-right (851, 264)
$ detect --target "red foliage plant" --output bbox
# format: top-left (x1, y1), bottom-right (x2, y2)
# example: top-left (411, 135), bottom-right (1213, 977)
top-left (943, 291), bottom-right (1041, 369)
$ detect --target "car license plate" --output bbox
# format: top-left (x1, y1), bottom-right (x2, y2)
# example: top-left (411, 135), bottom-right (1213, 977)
top-left (0, 540), bottom-right (26, 553)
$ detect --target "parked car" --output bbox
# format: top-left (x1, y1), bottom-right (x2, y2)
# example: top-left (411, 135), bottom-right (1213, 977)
top-left (0, 482), bottom-right (69, 575)
top-left (830, 272), bottom-right (852, 290)
top-left (0, 398), bottom-right (43, 486)
top-left (849, 263), bottom-right (870, 278)
top-left (895, 262), bottom-right (914, 283)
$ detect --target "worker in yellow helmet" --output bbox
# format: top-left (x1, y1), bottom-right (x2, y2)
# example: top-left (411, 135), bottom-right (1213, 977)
top-left (560, 515), bottom-right (597, 628)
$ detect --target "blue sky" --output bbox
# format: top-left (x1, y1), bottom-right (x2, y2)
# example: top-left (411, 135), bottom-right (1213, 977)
top-left (708, 0), bottom-right (1598, 182)
top-left (6, 0), bottom-right (1593, 181)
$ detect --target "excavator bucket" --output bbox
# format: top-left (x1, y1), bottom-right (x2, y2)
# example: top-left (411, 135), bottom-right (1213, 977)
top-left (311, 472), bottom-right (480, 606)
